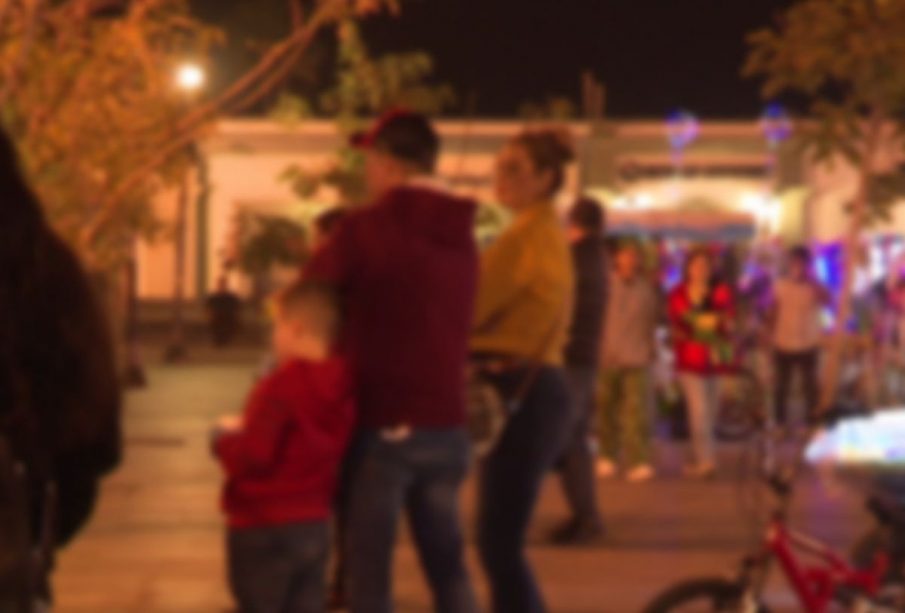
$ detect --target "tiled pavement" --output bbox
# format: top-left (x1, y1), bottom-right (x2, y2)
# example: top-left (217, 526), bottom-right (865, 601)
top-left (53, 358), bottom-right (871, 612)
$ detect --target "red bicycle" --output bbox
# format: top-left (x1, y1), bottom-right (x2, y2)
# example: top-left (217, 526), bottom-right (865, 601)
top-left (642, 471), bottom-right (905, 612)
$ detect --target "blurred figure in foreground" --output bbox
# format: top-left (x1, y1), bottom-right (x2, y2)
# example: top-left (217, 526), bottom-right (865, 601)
top-left (0, 129), bottom-right (122, 609)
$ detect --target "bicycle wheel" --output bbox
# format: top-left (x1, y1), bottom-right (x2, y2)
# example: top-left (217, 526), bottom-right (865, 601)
top-left (642, 577), bottom-right (753, 613)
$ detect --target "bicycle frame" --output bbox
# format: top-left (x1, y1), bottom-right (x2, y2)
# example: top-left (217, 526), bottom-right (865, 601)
top-left (753, 512), bottom-right (889, 612)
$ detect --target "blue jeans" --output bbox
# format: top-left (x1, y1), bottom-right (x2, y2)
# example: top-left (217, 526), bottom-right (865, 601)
top-left (557, 365), bottom-right (603, 529)
top-left (345, 428), bottom-right (477, 613)
top-left (227, 521), bottom-right (329, 613)
top-left (477, 366), bottom-right (574, 613)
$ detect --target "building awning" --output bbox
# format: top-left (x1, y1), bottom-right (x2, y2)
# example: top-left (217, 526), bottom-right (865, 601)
top-left (607, 209), bottom-right (756, 241)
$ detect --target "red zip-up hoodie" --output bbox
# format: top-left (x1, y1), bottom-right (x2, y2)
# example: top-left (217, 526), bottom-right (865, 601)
top-left (215, 357), bottom-right (355, 529)
top-left (303, 184), bottom-right (478, 430)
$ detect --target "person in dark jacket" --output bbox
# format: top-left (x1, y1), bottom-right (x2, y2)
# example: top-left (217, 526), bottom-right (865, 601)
top-left (552, 197), bottom-right (607, 545)
top-left (0, 129), bottom-right (122, 606)
top-left (304, 110), bottom-right (479, 613)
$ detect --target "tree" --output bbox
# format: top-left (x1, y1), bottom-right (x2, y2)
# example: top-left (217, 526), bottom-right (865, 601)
top-left (745, 0), bottom-right (905, 410)
top-left (232, 212), bottom-right (307, 304)
top-left (0, 0), bottom-right (401, 271)
top-left (518, 95), bottom-right (578, 122)
top-left (280, 19), bottom-right (455, 205)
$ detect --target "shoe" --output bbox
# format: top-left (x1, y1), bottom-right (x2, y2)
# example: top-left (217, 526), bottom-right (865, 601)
top-left (595, 458), bottom-right (617, 478)
top-left (549, 519), bottom-right (605, 546)
top-left (682, 462), bottom-right (716, 479)
top-left (626, 464), bottom-right (655, 483)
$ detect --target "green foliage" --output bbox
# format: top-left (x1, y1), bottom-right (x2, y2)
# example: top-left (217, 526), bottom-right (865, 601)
top-left (475, 203), bottom-right (510, 247)
top-left (745, 0), bottom-right (905, 221)
top-left (234, 213), bottom-right (307, 276)
top-left (280, 19), bottom-right (455, 205)
top-left (0, 0), bottom-right (222, 268)
top-left (0, 0), bottom-right (402, 271)
top-left (519, 96), bottom-right (578, 121)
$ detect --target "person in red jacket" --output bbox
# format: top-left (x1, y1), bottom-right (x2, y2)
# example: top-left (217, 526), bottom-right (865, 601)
top-left (304, 110), bottom-right (479, 613)
top-left (212, 280), bottom-right (355, 613)
top-left (667, 247), bottom-right (736, 479)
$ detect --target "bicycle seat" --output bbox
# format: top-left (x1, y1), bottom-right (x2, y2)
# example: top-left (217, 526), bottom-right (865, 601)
top-left (866, 495), bottom-right (905, 529)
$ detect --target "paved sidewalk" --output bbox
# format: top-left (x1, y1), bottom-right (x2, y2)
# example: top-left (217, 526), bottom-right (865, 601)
top-left (53, 360), bottom-right (871, 612)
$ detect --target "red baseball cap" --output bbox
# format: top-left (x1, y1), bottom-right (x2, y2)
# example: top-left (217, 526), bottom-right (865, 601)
top-left (350, 109), bottom-right (440, 170)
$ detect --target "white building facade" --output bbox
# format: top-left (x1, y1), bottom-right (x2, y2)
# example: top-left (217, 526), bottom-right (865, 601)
top-left (137, 118), bottom-right (905, 301)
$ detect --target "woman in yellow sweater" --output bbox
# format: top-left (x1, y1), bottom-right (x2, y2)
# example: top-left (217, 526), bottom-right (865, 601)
top-left (472, 129), bottom-right (576, 613)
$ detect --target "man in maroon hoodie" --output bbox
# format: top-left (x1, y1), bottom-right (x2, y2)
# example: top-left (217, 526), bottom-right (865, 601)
top-left (304, 111), bottom-right (479, 613)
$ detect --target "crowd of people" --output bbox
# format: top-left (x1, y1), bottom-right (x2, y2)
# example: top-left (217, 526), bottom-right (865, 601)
top-left (0, 105), bottom-right (848, 613)
top-left (209, 109), bottom-right (842, 612)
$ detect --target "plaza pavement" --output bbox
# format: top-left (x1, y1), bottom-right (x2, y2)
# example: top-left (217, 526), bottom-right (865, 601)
top-left (53, 352), bottom-right (872, 612)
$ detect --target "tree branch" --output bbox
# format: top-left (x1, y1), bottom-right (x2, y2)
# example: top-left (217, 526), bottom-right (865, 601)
top-left (81, 0), bottom-right (350, 251)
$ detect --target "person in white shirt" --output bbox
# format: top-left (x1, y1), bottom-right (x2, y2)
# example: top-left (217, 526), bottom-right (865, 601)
top-left (768, 246), bottom-right (831, 426)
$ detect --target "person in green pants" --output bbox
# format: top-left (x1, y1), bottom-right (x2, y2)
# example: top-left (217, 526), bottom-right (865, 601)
top-left (596, 240), bottom-right (659, 483)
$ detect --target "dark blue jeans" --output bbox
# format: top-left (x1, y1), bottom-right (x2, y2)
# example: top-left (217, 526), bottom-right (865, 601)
top-left (557, 365), bottom-right (604, 529)
top-left (477, 366), bottom-right (575, 613)
top-left (345, 428), bottom-right (478, 613)
top-left (227, 521), bottom-right (329, 613)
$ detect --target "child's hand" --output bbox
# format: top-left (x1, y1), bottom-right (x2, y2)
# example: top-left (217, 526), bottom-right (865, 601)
top-left (217, 415), bottom-right (242, 432)
top-left (210, 415), bottom-right (242, 455)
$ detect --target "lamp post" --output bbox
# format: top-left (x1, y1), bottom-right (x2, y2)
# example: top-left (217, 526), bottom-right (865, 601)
top-left (164, 62), bottom-right (206, 363)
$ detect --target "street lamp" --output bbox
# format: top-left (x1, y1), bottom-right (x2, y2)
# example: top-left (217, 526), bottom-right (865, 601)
top-left (164, 62), bottom-right (207, 363)
top-left (176, 62), bottom-right (206, 93)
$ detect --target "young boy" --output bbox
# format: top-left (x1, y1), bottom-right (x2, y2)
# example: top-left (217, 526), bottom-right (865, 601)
top-left (212, 280), bottom-right (354, 613)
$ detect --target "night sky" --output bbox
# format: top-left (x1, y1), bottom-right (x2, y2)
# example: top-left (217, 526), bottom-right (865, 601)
top-left (197, 0), bottom-right (797, 119)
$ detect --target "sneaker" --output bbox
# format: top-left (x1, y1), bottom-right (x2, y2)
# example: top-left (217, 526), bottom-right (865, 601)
top-left (595, 458), bottom-right (617, 478)
top-left (626, 464), bottom-right (655, 483)
top-left (682, 462), bottom-right (716, 479)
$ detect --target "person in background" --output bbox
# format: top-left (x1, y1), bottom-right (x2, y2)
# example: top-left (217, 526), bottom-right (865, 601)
top-left (304, 110), bottom-right (479, 613)
top-left (551, 196), bottom-right (606, 545)
top-left (212, 281), bottom-right (355, 613)
top-left (595, 239), bottom-right (659, 483)
top-left (668, 247), bottom-right (735, 479)
top-left (0, 129), bottom-right (122, 608)
top-left (471, 129), bottom-right (575, 612)
top-left (206, 275), bottom-right (242, 347)
top-left (768, 246), bottom-right (831, 426)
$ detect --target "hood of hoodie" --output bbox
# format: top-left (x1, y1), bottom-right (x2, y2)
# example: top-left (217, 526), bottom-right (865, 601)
top-left (381, 184), bottom-right (477, 248)
top-left (279, 357), bottom-right (353, 413)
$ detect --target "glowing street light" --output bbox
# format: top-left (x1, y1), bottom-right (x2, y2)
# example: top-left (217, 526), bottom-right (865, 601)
top-left (175, 62), bottom-right (206, 93)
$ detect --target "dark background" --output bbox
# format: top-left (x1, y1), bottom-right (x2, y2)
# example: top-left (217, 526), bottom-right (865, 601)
top-left (193, 0), bottom-right (796, 119)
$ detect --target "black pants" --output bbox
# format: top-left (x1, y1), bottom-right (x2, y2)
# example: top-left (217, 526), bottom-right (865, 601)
top-left (477, 366), bottom-right (574, 613)
top-left (773, 349), bottom-right (820, 425)
top-left (556, 364), bottom-right (603, 530)
top-left (228, 521), bottom-right (328, 613)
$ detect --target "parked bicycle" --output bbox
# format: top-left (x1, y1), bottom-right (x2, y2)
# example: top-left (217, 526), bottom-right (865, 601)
top-left (643, 415), bottom-right (905, 613)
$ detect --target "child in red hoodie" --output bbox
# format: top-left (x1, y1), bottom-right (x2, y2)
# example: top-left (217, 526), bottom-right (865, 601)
top-left (212, 280), bottom-right (355, 613)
